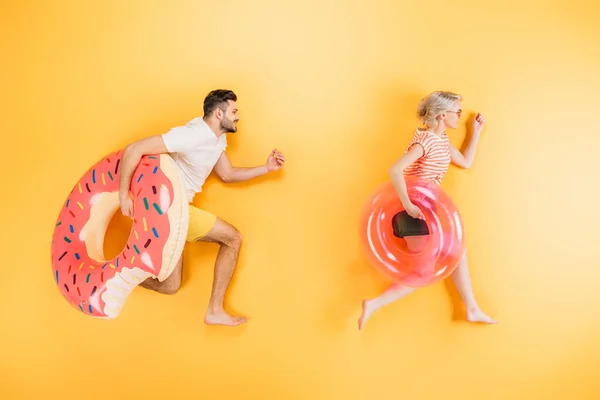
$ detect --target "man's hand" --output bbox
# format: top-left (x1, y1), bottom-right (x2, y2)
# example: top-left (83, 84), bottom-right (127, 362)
top-left (266, 149), bottom-right (285, 171)
top-left (120, 194), bottom-right (134, 218)
top-left (119, 135), bottom-right (169, 218)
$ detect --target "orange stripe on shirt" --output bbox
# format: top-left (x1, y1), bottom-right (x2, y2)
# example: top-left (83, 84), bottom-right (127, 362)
top-left (403, 128), bottom-right (451, 186)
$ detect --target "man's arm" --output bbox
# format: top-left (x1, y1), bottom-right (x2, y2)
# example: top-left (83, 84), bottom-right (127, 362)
top-left (213, 149), bottom-right (285, 183)
top-left (119, 135), bottom-right (169, 217)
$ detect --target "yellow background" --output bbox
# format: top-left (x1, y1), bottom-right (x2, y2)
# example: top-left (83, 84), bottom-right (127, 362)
top-left (2, 0), bottom-right (600, 398)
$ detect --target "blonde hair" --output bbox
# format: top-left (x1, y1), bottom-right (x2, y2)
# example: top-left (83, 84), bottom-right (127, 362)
top-left (417, 91), bottom-right (462, 129)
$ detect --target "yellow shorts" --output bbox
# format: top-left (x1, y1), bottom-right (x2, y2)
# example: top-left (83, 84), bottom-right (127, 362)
top-left (186, 205), bottom-right (217, 242)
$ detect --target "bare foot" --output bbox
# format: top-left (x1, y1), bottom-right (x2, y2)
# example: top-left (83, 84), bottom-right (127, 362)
top-left (358, 299), bottom-right (375, 330)
top-left (204, 310), bottom-right (247, 326)
top-left (466, 308), bottom-right (497, 324)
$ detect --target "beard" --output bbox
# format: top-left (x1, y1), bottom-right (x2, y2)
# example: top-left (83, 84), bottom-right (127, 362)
top-left (221, 117), bottom-right (237, 133)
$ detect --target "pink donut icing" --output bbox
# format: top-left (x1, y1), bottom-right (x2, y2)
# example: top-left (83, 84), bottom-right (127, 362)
top-left (51, 150), bottom-right (188, 318)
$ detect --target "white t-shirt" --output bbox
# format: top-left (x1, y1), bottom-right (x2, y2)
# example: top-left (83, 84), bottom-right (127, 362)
top-left (161, 117), bottom-right (227, 202)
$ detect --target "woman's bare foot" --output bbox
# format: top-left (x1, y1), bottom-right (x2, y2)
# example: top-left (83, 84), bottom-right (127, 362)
top-left (204, 309), bottom-right (247, 326)
top-left (358, 299), bottom-right (376, 330)
top-left (466, 308), bottom-right (497, 324)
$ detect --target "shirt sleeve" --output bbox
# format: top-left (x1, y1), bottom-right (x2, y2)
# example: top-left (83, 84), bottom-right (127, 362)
top-left (407, 131), bottom-right (434, 158)
top-left (161, 126), bottom-right (196, 153)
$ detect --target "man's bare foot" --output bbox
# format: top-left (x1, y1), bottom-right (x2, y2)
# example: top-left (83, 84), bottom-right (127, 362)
top-left (204, 310), bottom-right (247, 326)
top-left (466, 308), bottom-right (497, 324)
top-left (358, 299), bottom-right (376, 330)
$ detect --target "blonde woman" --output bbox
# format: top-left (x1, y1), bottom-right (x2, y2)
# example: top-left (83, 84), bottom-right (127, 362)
top-left (358, 91), bottom-right (497, 330)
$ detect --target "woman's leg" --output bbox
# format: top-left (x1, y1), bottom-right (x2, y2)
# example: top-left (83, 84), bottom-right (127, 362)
top-left (358, 236), bottom-right (427, 330)
top-left (451, 249), bottom-right (497, 324)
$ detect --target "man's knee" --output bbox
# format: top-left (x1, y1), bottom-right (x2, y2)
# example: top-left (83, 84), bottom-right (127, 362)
top-left (228, 228), bottom-right (243, 248)
top-left (162, 281), bottom-right (180, 295)
top-left (139, 277), bottom-right (180, 295)
top-left (158, 262), bottom-right (182, 295)
top-left (220, 222), bottom-right (242, 248)
top-left (160, 273), bottom-right (181, 294)
top-left (201, 218), bottom-right (243, 248)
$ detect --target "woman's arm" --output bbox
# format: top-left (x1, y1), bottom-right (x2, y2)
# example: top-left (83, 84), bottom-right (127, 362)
top-left (450, 113), bottom-right (485, 169)
top-left (389, 145), bottom-right (426, 219)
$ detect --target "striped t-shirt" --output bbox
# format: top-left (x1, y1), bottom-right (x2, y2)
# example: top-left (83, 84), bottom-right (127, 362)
top-left (403, 128), bottom-right (451, 186)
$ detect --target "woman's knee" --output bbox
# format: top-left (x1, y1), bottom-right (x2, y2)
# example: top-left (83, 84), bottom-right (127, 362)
top-left (404, 235), bottom-right (428, 253)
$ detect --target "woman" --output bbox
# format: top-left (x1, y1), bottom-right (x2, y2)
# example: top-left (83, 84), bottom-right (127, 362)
top-left (358, 91), bottom-right (497, 330)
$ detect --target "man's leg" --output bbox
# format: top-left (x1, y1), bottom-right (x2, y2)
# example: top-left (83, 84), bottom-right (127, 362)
top-left (195, 218), bottom-right (246, 326)
top-left (140, 254), bottom-right (183, 295)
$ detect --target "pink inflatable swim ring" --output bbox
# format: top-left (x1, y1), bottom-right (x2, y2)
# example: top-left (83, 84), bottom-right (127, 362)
top-left (359, 177), bottom-right (465, 287)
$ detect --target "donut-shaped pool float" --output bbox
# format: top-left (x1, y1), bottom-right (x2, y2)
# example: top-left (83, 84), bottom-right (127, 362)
top-left (359, 177), bottom-right (465, 287)
top-left (51, 149), bottom-right (189, 318)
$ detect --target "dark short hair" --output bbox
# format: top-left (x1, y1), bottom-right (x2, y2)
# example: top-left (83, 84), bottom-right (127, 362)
top-left (203, 89), bottom-right (237, 116)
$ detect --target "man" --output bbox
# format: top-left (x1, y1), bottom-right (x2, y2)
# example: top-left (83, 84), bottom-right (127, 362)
top-left (118, 89), bottom-right (285, 326)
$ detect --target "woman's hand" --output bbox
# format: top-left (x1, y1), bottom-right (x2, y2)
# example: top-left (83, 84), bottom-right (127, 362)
top-left (472, 112), bottom-right (485, 134)
top-left (404, 202), bottom-right (425, 220)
